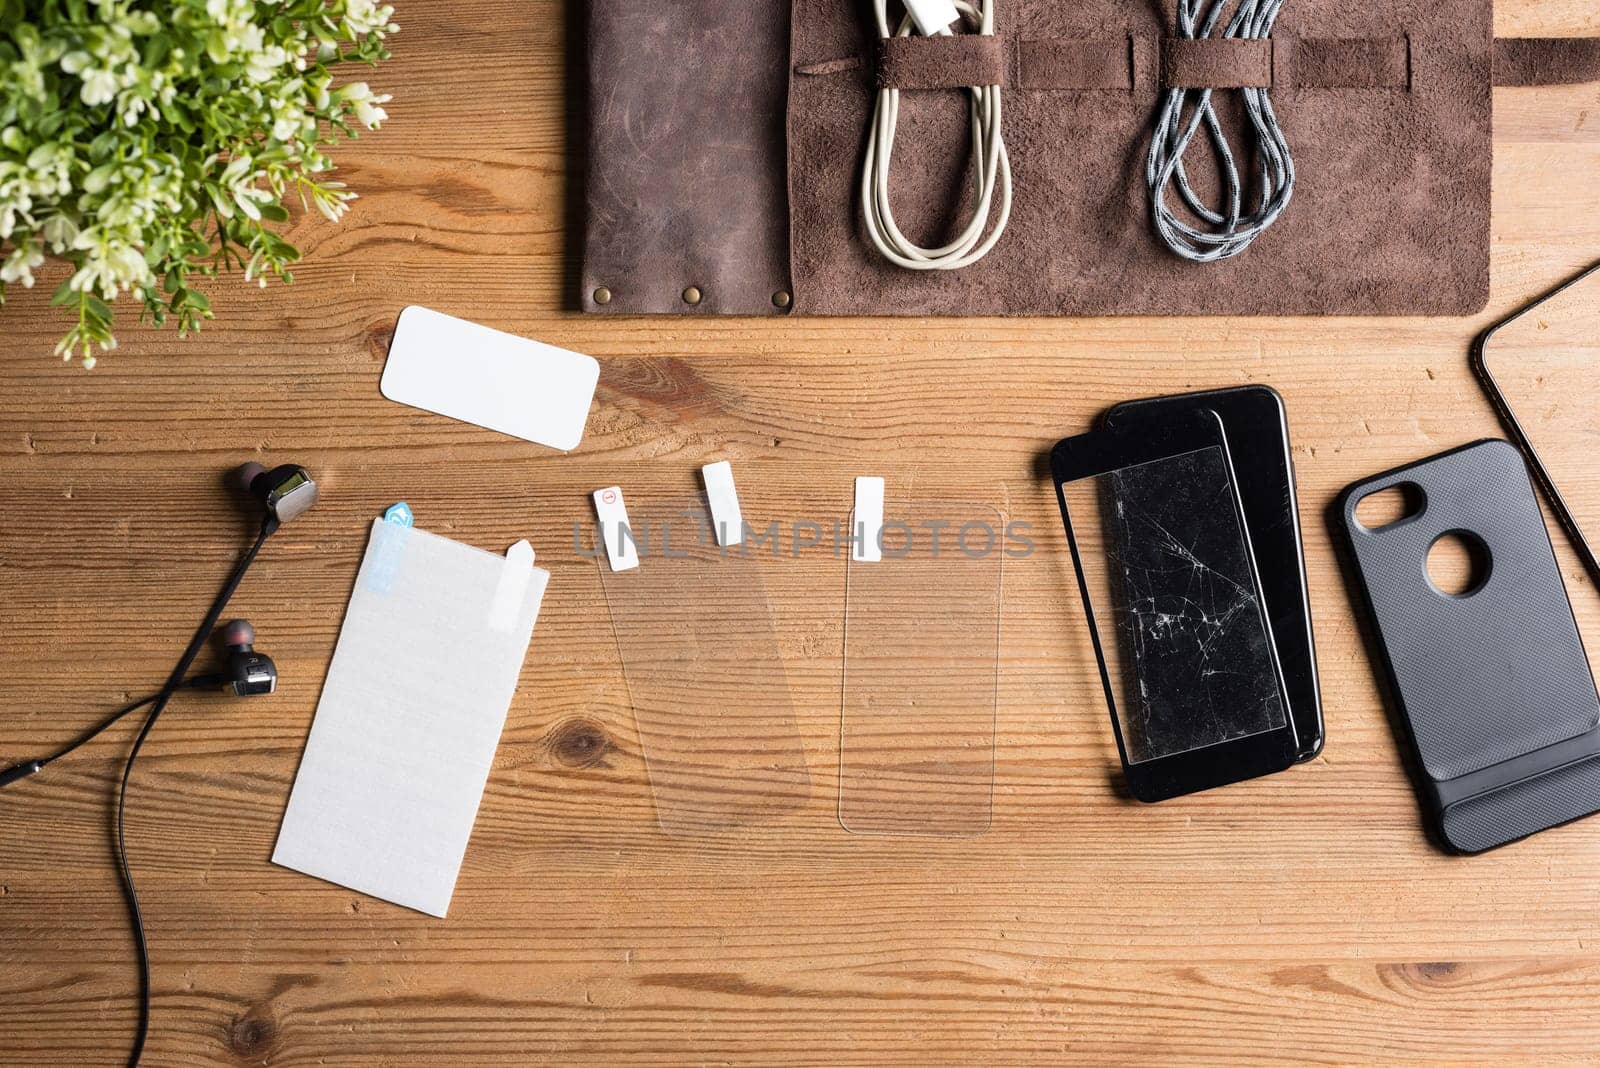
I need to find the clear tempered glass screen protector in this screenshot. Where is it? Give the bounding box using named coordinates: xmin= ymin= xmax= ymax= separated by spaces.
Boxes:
xmin=1061 ymin=448 xmax=1287 ymax=764
xmin=598 ymin=498 xmax=810 ymax=836
xmin=1480 ymin=266 xmax=1600 ymax=572
xmin=839 ymin=502 xmax=1002 ymax=836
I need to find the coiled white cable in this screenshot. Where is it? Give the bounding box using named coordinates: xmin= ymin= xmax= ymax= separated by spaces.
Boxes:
xmin=861 ymin=0 xmax=1012 ymax=271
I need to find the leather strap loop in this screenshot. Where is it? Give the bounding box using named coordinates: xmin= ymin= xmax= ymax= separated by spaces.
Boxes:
xmin=845 ymin=31 xmax=1489 ymax=92
xmin=1162 ymin=38 xmax=1272 ymax=89
xmin=1161 ymin=36 xmax=1410 ymax=89
xmin=1278 ymin=37 xmax=1409 ymax=89
xmin=1493 ymin=37 xmax=1600 ymax=87
xmin=875 ymin=34 xmax=1006 ymax=90
xmin=1015 ymin=37 xmax=1134 ymax=90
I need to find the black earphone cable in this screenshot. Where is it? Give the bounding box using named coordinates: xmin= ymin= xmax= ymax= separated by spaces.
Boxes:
xmin=116 ymin=514 xmax=276 ymax=1068
xmin=27 ymin=673 xmax=226 ymax=773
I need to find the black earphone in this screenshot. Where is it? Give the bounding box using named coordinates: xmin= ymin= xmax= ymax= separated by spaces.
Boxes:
xmin=0 ymin=461 xmax=316 ymax=1068
xmin=221 ymin=618 xmax=278 ymax=696
xmin=235 ymin=461 xmax=319 ymax=529
xmin=0 ymin=462 xmax=313 ymax=786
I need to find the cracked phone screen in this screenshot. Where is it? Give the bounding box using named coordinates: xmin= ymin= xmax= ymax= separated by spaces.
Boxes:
xmin=598 ymin=497 xmax=811 ymax=836
xmin=1062 ymin=447 xmax=1286 ymax=764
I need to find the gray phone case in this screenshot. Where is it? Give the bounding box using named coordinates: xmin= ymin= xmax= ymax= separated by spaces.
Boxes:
xmin=1339 ymin=439 xmax=1600 ymax=852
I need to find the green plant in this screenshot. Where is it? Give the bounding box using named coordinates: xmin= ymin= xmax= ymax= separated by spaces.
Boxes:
xmin=0 ymin=0 xmax=396 ymax=366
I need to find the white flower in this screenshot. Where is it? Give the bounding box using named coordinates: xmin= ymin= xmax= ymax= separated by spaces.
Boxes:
xmin=84 ymin=68 xmax=120 ymax=106
xmin=355 ymin=98 xmax=388 ymax=128
xmin=0 ymin=197 xmax=29 ymax=241
xmin=0 ymin=239 xmax=44 ymax=287
xmin=238 ymin=23 xmax=264 ymax=50
xmin=218 ymin=155 xmax=252 ymax=186
xmin=68 ymin=230 xmax=152 ymax=299
xmin=214 ymin=154 xmax=275 ymax=220
xmin=307 ymin=181 xmax=354 ymax=222
xmin=269 ymin=95 xmax=309 ymax=142
xmin=315 ymin=193 xmax=351 ymax=222
xmin=117 ymin=91 xmax=150 ymax=127
xmin=343 ymin=0 xmax=396 ymax=37
xmin=234 ymin=186 xmax=273 ymax=220
xmin=206 ymin=0 xmax=249 ymax=25
xmin=337 ymin=82 xmax=391 ymax=129
xmin=41 ymin=214 xmax=80 ymax=252
xmin=61 ymin=49 xmax=132 ymax=107
xmin=246 ymin=45 xmax=291 ymax=83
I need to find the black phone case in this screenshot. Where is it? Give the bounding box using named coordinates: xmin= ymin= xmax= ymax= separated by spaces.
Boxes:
xmin=1105 ymin=385 xmax=1324 ymax=762
xmin=1338 ymin=439 xmax=1600 ymax=852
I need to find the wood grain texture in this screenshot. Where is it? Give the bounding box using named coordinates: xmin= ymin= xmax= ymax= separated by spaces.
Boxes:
xmin=5 ymin=1 xmax=1600 ymax=1064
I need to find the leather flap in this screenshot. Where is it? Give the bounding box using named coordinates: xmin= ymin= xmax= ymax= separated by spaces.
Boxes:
xmin=582 ymin=0 xmax=793 ymax=315
xmin=1494 ymin=37 xmax=1600 ymax=87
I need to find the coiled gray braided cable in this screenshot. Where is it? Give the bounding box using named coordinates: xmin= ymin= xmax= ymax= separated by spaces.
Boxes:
xmin=1147 ymin=0 xmax=1294 ymax=262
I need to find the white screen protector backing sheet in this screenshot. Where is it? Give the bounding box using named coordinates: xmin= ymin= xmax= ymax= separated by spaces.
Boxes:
xmin=381 ymin=305 xmax=600 ymax=451
xmin=273 ymin=518 xmax=548 ymax=916
xmin=840 ymin=502 xmax=1002 ymax=837
xmin=598 ymin=498 xmax=811 ymax=836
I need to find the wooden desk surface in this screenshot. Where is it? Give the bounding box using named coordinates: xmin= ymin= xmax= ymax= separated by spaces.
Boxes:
xmin=5 ymin=2 xmax=1600 ymax=1064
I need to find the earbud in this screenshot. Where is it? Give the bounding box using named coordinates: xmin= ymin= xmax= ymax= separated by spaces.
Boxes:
xmin=232 ymin=462 xmax=318 ymax=526
xmin=221 ymin=619 xmax=277 ymax=696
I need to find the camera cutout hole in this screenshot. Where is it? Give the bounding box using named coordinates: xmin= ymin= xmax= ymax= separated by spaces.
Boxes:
xmin=1355 ymin=482 xmax=1425 ymax=531
xmin=1427 ymin=530 xmax=1492 ymax=597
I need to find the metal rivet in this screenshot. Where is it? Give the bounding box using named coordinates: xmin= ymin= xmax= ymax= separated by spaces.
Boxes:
xmin=592 ymin=286 xmax=611 ymax=305
xmin=772 ymin=290 xmax=792 ymax=309
xmin=682 ymin=286 xmax=702 ymax=306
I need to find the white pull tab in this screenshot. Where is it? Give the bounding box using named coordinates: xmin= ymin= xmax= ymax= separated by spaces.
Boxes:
xmin=592 ymin=486 xmax=640 ymax=572
xmin=487 ymin=540 xmax=535 ymax=632
xmin=701 ymin=461 xmax=744 ymax=546
xmin=853 ymin=477 xmax=885 ymax=563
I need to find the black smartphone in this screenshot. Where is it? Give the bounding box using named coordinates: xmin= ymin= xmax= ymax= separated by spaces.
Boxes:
xmin=1104 ymin=385 xmax=1324 ymax=762
xmin=1052 ymin=408 xmax=1300 ymax=801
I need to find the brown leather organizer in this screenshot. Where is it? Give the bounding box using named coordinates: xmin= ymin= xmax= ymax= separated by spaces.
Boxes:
xmin=580 ymin=2 xmax=1600 ymax=317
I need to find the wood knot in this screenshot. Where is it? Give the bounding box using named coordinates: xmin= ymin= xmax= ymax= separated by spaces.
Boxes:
xmin=598 ymin=357 xmax=718 ymax=419
xmin=228 ymin=1009 xmax=279 ymax=1060
xmin=548 ymin=717 xmax=611 ymax=768
xmin=1386 ymin=960 xmax=1462 ymax=988
xmin=366 ymin=319 xmax=397 ymax=362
